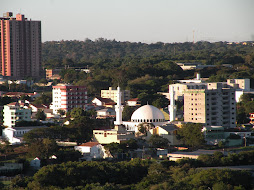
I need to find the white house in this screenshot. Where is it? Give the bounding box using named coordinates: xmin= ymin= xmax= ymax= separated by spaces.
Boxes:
xmin=74 ymin=142 xmax=106 ymax=160
xmin=126 ymin=98 xmax=140 ymax=107
xmin=92 ymin=97 xmax=116 ymax=107
xmin=96 ymin=108 xmax=115 ymax=118
xmin=2 ymin=126 xmax=48 ymax=145
xmin=3 ymin=102 xmax=31 ymax=128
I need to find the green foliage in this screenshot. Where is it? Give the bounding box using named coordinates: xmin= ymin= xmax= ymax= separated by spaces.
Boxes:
xmin=35 ymin=109 xmax=46 ymax=121
xmin=177 ymin=123 xmax=205 ymax=147
xmin=104 ymin=139 xmax=138 ymax=158
xmin=148 ymin=135 xmax=169 ymax=149
xmin=33 ymin=92 xmax=52 ymax=105
xmin=0 ymin=96 xmax=14 ymax=106
xmin=122 ymin=105 xmax=136 ymax=121
xmin=10 ymin=175 xmax=32 ymax=189
xmin=27 ymin=138 xmax=58 ymax=159
xmin=30 ymin=159 xmax=150 ymax=188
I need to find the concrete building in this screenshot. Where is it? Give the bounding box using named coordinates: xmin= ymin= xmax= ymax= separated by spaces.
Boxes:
xmin=184 ymin=82 xmax=236 ymax=128
xmin=51 ymin=84 xmax=87 ymax=114
xmin=3 ymin=102 xmax=31 ymax=128
xmin=2 ymin=126 xmax=47 ymax=144
xmin=227 ymin=79 xmax=250 ymax=91
xmin=147 ymin=125 xmax=180 ymax=146
xmin=74 ymin=142 xmax=106 ymax=160
xmin=96 ymin=108 xmax=115 ymax=118
xmin=45 ymin=69 xmax=61 ymax=80
xmin=93 ymin=125 xmax=135 ymax=144
xmin=0 ymin=12 xmax=42 ymax=79
xmin=101 ymin=87 xmax=130 ymax=103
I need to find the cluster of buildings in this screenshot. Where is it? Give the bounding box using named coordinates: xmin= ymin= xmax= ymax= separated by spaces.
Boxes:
xmin=1 ymin=12 xmax=254 ymax=162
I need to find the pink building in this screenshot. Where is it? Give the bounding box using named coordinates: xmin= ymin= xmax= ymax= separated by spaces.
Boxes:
xmin=0 ymin=12 xmax=42 ymax=79
xmin=51 ymin=84 xmax=88 ymax=114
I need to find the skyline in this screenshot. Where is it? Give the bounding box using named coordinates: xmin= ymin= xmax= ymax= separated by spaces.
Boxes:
xmin=1 ymin=0 xmax=254 ymax=43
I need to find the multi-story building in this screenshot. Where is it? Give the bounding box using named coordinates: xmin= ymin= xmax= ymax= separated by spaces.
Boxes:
xmin=227 ymin=79 xmax=250 ymax=91
xmin=3 ymin=102 xmax=31 ymax=128
xmin=45 ymin=69 xmax=61 ymax=80
xmin=101 ymin=87 xmax=130 ymax=103
xmin=184 ymin=82 xmax=236 ymax=128
xmin=0 ymin=12 xmax=42 ymax=79
xmin=51 ymin=84 xmax=87 ymax=114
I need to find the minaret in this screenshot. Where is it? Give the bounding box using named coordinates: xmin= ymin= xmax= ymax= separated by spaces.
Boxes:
xmin=114 ymin=86 xmax=123 ymax=125
xmin=169 ymin=86 xmax=177 ymax=122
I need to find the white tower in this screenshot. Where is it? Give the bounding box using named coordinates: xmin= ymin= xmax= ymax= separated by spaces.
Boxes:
xmin=114 ymin=86 xmax=123 ymax=125
xmin=169 ymin=86 xmax=177 ymax=122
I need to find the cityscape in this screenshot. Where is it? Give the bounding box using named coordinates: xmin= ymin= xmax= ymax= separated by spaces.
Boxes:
xmin=0 ymin=0 xmax=254 ymax=189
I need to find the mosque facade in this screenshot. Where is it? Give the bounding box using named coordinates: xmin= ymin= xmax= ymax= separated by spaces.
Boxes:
xmin=115 ymin=86 xmax=175 ymax=132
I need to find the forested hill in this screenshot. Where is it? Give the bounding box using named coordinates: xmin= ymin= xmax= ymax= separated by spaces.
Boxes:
xmin=42 ymin=39 xmax=254 ymax=68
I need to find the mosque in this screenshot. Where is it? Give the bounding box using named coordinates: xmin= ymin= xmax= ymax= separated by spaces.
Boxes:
xmin=114 ymin=86 xmax=176 ymax=132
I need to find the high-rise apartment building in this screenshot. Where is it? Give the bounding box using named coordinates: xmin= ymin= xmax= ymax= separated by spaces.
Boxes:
xmin=51 ymin=84 xmax=88 ymax=114
xmin=183 ymin=82 xmax=236 ymax=128
xmin=0 ymin=12 xmax=41 ymax=79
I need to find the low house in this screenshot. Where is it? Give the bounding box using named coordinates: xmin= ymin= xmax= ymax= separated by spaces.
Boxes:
xmin=0 ymin=163 xmax=23 ymax=174
xmin=147 ymin=124 xmax=180 ymax=145
xmin=93 ymin=125 xmax=135 ymax=144
xmin=96 ymin=108 xmax=115 ymax=118
xmin=202 ymin=126 xmax=225 ymax=145
xmin=74 ymin=142 xmax=105 ymax=160
xmin=30 ymin=157 xmax=41 ymax=169
xmin=92 ymin=97 xmax=116 ymax=108
xmin=126 ymin=98 xmax=141 ymax=107
xmin=3 ymin=92 xmax=39 ymax=100
xmin=2 ymin=126 xmax=48 ymax=145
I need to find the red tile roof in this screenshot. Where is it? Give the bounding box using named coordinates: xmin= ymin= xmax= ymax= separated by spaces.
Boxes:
xmin=127 ymin=98 xmax=139 ymax=101
xmin=79 ymin=142 xmax=100 ymax=147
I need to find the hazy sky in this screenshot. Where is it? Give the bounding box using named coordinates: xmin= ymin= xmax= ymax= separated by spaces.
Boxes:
xmin=1 ymin=0 xmax=254 ymax=43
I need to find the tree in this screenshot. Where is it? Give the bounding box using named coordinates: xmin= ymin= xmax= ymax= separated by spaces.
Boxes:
xmin=122 ymin=106 xmax=136 ymax=121
xmin=69 ymin=107 xmax=86 ymax=118
xmin=177 ymin=123 xmax=205 ymax=147
xmin=152 ymin=94 xmax=169 ymax=108
xmin=33 ymin=93 xmax=52 ymax=105
xmin=67 ymin=116 xmax=94 ymax=145
xmin=148 ymin=135 xmax=169 ymax=149
xmin=28 ymin=138 xmax=58 ymax=159
xmin=35 ymin=109 xmax=46 ymax=121
xmin=57 ymin=109 xmax=66 ymax=117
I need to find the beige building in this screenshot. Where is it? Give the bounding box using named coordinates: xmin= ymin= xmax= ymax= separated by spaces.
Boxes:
xmin=169 ymin=83 xmax=207 ymax=101
xmin=147 ymin=125 xmax=180 ymax=146
xmin=101 ymin=87 xmax=130 ymax=103
xmin=184 ymin=82 xmax=236 ymax=128
xmin=227 ymin=79 xmax=250 ymax=91
xmin=93 ymin=125 xmax=135 ymax=144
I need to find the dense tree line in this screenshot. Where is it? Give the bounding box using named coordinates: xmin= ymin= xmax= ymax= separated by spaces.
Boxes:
xmin=42 ymin=39 xmax=254 ymax=68
xmin=9 ymin=157 xmax=253 ymax=189
xmin=41 ymin=40 xmax=254 ymax=108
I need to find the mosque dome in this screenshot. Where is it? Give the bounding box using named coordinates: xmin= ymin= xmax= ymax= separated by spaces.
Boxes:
xmin=131 ymin=105 xmax=165 ymax=123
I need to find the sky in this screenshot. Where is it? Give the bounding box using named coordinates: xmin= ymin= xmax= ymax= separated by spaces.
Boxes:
xmin=1 ymin=0 xmax=254 ymax=43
